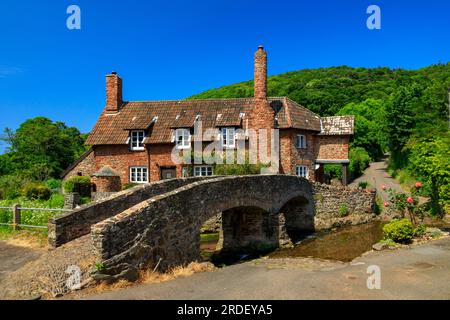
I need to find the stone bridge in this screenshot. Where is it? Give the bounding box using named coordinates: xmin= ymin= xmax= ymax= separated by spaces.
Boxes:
xmin=49 ymin=175 xmax=375 ymax=278
xmin=49 ymin=175 xmax=375 ymax=281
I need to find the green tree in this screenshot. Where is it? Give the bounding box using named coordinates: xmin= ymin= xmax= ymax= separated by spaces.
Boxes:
xmin=1 ymin=117 xmax=88 ymax=180
xmin=337 ymin=99 xmax=387 ymax=160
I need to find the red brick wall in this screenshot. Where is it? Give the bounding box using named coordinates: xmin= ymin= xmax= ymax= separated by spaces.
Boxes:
xmin=94 ymin=145 xmax=149 ymax=185
xmin=280 ymin=129 xmax=318 ymax=181
xmin=317 ymin=135 xmax=350 ymax=160
xmin=63 ymin=150 xmax=96 ymax=181
xmin=148 ymin=144 xmax=183 ymax=182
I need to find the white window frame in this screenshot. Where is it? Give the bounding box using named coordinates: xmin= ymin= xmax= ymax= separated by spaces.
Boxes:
xmin=295 ymin=165 xmax=309 ymax=179
xmin=221 ymin=127 xmax=236 ymax=149
xmin=130 ymin=130 xmax=145 ymax=151
xmin=296 ymin=134 xmax=307 ymax=149
xmin=175 ymin=128 xmax=191 ymax=149
xmin=193 ymin=166 xmax=213 ymax=177
xmin=129 ymin=167 xmax=149 ymax=183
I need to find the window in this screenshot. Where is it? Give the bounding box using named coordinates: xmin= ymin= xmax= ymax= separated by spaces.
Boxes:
xmin=193 ymin=166 xmax=213 ymax=177
xmin=295 ymin=165 xmax=309 ymax=179
xmin=296 ymin=135 xmax=307 ymax=149
xmin=130 ymin=131 xmax=145 ymax=151
xmin=221 ymin=127 xmax=236 ymax=148
xmin=130 ymin=167 xmax=148 ymax=183
xmin=175 ymin=128 xmax=191 ymax=149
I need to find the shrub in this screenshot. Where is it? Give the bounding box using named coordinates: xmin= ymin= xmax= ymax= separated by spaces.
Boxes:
xmin=63 ymin=176 xmax=91 ymax=196
xmin=414 ymin=224 xmax=427 ymax=237
xmin=382 ymin=219 xmax=414 ymax=243
xmin=349 ymin=147 xmax=371 ymax=177
xmin=0 ymin=175 xmax=28 ymax=200
xmin=45 ymin=178 xmax=62 ymax=190
xmin=339 ymin=203 xmax=349 ymax=217
xmin=324 ymin=164 xmax=342 ymax=181
xmin=358 ymin=181 xmax=368 ymax=189
xmin=22 ymin=183 xmax=52 ymax=200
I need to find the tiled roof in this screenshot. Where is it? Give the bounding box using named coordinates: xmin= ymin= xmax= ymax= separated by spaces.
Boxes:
xmin=320 ymin=116 xmax=355 ymax=135
xmin=85 ymin=97 xmax=349 ymax=146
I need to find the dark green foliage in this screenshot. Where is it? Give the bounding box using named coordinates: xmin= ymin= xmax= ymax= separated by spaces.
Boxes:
xmin=22 ymin=183 xmax=52 ymax=201
xmin=0 ymin=175 xmax=28 ymax=200
xmin=63 ymin=176 xmax=91 ymax=194
xmin=383 ymin=219 xmax=414 ymax=243
xmin=414 ymin=224 xmax=427 ymax=238
xmin=214 ymin=163 xmax=265 ymax=176
xmin=324 ymin=164 xmax=342 ymax=181
xmin=358 ymin=181 xmax=368 ymax=189
xmin=349 ymin=147 xmax=371 ymax=178
xmin=45 ymin=178 xmax=62 ymax=190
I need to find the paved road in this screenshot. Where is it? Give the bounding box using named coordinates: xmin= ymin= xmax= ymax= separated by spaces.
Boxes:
xmin=0 ymin=241 xmax=42 ymax=285
xmin=349 ymin=157 xmax=404 ymax=203
xmin=81 ymin=237 xmax=450 ymax=300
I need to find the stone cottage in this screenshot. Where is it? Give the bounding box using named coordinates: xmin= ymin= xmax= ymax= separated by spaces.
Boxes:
xmin=62 ymin=46 xmax=354 ymax=189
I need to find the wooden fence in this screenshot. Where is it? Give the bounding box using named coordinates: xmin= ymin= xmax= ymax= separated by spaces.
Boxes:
xmin=0 ymin=205 xmax=71 ymax=230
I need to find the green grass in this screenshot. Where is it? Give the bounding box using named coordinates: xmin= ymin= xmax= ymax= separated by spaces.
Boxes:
xmin=0 ymin=194 xmax=65 ymax=227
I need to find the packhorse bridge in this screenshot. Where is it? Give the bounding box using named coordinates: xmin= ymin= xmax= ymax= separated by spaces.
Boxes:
xmin=49 ymin=175 xmax=375 ymax=281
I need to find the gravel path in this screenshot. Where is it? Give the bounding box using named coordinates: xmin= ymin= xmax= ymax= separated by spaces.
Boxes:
xmin=0 ymin=235 xmax=96 ymax=300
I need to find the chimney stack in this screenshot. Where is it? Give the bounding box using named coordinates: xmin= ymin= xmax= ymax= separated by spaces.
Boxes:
xmin=254 ymin=45 xmax=267 ymax=101
xmin=105 ymin=71 xmax=122 ymax=113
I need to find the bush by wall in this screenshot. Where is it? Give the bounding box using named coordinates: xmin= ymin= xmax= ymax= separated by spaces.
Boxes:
xmin=382 ymin=219 xmax=414 ymax=243
xmin=63 ymin=176 xmax=91 ymax=197
xmin=22 ymin=183 xmax=52 ymax=200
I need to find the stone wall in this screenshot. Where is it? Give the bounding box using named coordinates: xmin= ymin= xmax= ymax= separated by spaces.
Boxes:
xmin=48 ymin=177 xmax=212 ymax=247
xmin=312 ymin=182 xmax=376 ymax=230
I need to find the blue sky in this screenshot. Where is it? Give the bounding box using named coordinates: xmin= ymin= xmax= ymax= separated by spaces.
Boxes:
xmin=0 ymin=0 xmax=449 ymax=153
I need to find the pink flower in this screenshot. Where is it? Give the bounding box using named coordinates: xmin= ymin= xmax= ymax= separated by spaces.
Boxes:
xmin=415 ymin=182 xmax=422 ymax=189
xmin=384 ymin=201 xmax=390 ymax=207
xmin=381 ymin=185 xmax=387 ymax=191
xmin=407 ymin=197 xmax=414 ymax=204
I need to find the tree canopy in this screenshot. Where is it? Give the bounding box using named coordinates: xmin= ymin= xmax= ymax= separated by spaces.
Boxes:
xmin=0 ymin=117 xmax=88 ymax=180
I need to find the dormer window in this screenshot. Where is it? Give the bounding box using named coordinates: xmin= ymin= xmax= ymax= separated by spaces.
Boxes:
xmin=221 ymin=127 xmax=236 ymax=149
xmin=130 ymin=130 xmax=145 ymax=151
xmin=175 ymin=128 xmax=191 ymax=149
xmin=296 ymin=134 xmax=307 ymax=149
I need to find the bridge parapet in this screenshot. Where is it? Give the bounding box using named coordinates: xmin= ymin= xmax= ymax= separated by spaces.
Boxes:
xmin=48 ymin=177 xmax=214 ymax=247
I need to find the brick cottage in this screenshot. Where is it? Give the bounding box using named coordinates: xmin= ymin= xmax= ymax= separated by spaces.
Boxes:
xmin=62 ymin=46 xmax=354 ymax=190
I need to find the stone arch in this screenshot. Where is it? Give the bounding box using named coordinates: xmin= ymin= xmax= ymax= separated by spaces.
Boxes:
xmin=278 ymin=193 xmax=315 ymax=244
xmin=91 ymin=175 xmax=315 ymax=278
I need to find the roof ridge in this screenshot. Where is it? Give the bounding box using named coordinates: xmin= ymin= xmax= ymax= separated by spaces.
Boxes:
xmin=123 ymin=96 xmax=289 ymax=104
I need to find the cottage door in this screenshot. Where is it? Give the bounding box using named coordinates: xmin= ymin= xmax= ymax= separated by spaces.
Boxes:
xmin=160 ymin=167 xmax=177 ymax=180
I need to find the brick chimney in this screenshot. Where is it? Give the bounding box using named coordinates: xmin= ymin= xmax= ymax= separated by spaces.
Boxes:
xmin=251 ymin=46 xmax=276 ymax=164
xmin=105 ymin=71 xmax=122 ymax=113
xmin=251 ymin=46 xmax=274 ymax=128
xmin=254 ymin=45 xmax=267 ymax=101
